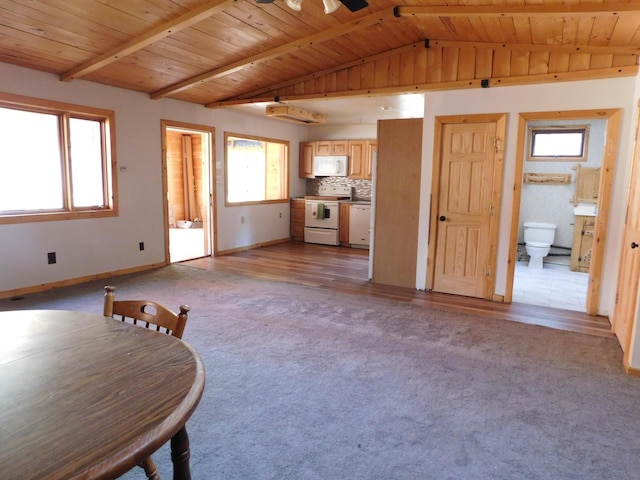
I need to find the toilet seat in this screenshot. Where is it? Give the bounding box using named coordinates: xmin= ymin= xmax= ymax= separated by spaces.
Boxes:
xmin=526 ymin=241 xmax=549 ymax=248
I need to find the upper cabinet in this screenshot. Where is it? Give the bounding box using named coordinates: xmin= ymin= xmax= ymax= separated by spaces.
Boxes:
xmin=348 ymin=140 xmax=377 ymax=180
xmin=299 ymin=142 xmax=315 ymax=179
xmin=299 ymin=139 xmax=376 ymax=179
xmin=315 ymin=140 xmax=348 ymax=156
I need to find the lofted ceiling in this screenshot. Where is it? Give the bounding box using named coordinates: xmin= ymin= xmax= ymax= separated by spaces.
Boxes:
xmin=0 ymin=0 xmax=638 ymax=125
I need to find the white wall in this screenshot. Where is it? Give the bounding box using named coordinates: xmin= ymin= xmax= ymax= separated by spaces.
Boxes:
xmin=308 ymin=124 xmax=377 ymax=141
xmin=0 ymin=63 xmax=307 ymax=293
xmin=417 ymin=77 xmax=638 ymax=321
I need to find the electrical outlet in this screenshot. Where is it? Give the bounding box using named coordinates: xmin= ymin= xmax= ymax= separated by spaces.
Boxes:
xmin=241 ymin=216 xmax=245 ymax=224
xmin=47 ymin=252 xmax=56 ymax=264
xmin=139 ymin=242 xmax=144 ymax=251
xmin=279 ymin=212 xmax=282 ymax=218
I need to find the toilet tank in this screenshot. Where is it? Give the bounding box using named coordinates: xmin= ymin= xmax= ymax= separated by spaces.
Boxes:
xmin=523 ymin=222 xmax=556 ymax=244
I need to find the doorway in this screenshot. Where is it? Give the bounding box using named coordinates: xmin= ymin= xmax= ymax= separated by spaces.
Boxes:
xmin=161 ymin=120 xmax=216 ymax=263
xmin=506 ymin=109 xmax=621 ymax=315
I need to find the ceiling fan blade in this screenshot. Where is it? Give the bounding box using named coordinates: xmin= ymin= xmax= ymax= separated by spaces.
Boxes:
xmin=339 ymin=0 xmax=368 ymax=12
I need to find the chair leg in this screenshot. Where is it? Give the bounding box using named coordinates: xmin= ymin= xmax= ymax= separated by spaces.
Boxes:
xmin=140 ymin=456 xmax=161 ymax=480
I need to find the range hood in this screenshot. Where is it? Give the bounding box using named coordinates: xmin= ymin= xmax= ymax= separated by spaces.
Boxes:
xmin=266 ymin=105 xmax=327 ymax=125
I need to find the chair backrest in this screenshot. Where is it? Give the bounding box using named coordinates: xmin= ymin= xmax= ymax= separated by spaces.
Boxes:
xmin=103 ymin=285 xmax=190 ymax=339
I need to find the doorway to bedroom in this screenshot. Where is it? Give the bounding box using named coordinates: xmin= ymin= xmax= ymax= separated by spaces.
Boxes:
xmin=162 ymin=120 xmax=216 ymax=263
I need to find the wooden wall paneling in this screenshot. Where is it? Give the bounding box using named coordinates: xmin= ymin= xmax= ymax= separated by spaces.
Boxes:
xmin=475 ymin=48 xmax=493 ymax=78
xmin=389 ymin=54 xmax=400 ymax=86
xmin=548 ymin=52 xmax=570 ymax=73
xmin=192 ymin=134 xmax=204 ymax=221
xmin=576 ymin=17 xmax=595 ymax=44
xmin=442 ymin=47 xmax=459 ymax=81
xmin=413 ymin=48 xmax=429 ymax=84
xmin=424 ymin=46 xmax=440 ymax=84
xmin=469 ymin=17 xmax=491 ymax=43
xmin=361 ymin=61 xmax=375 ymax=89
xmin=529 ymin=51 xmax=550 ymax=75
xmin=590 ymin=54 xmax=614 ymax=70
xmin=374 ymin=57 xmax=390 ymax=88
xmin=569 ymin=53 xmax=591 ymax=71
xmin=591 ymin=17 xmax=618 ymax=46
xmin=336 ymin=69 xmax=348 ymax=91
xmin=166 ymin=130 xmax=185 ymax=225
xmin=399 ymin=50 xmax=415 ymax=85
xmin=492 ymin=49 xmax=511 ymax=77
xmin=348 ymin=65 xmax=361 ymax=90
xmin=457 ymin=47 xmax=476 ymax=80
xmin=612 ymin=54 xmax=639 ymax=67
xmin=480 ymin=17 xmax=504 ymax=43
xmin=372 ymin=118 xmax=423 ymax=289
xmin=510 ymin=50 xmax=530 ymax=76
xmin=498 ymin=17 xmax=518 ymax=43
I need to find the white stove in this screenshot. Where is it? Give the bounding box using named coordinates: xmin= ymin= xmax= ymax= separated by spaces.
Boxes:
xmin=304 ymin=186 xmax=352 ymax=245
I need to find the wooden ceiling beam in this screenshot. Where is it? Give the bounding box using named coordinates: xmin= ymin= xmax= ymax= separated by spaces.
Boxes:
xmin=60 ymin=0 xmax=235 ymax=82
xmin=394 ymin=3 xmax=640 ymax=18
xmin=150 ymin=9 xmax=397 ymax=99
xmin=208 ymin=65 xmax=638 ymax=108
xmin=429 ymin=40 xmax=640 ymax=56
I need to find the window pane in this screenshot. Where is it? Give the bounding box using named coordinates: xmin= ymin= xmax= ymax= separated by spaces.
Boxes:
xmin=226 ymin=134 xmax=288 ymax=204
xmin=0 ymin=108 xmax=63 ymax=211
xmin=70 ymin=118 xmax=104 ymax=207
xmin=532 ymin=131 xmax=585 ymax=157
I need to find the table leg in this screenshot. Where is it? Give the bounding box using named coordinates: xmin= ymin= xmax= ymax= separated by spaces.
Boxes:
xmin=171 ymin=426 xmax=192 ymax=480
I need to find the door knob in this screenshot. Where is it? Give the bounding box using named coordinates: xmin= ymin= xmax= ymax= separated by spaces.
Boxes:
xmin=632 ymin=242 xmax=639 ymax=249
xmin=439 ymin=215 xmax=446 ymax=222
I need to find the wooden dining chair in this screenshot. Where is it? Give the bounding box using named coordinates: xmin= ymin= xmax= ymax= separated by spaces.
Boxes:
xmin=103 ymin=285 xmax=191 ymax=480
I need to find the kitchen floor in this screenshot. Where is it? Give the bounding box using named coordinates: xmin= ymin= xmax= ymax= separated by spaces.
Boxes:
xmin=513 ymin=258 xmax=589 ymax=312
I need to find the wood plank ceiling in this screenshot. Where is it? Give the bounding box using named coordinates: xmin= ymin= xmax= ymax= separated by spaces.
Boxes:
xmin=0 ymin=0 xmax=638 ymax=110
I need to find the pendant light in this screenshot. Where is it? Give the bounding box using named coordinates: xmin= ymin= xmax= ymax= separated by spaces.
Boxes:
xmin=322 ymin=0 xmax=341 ymax=14
xmin=285 ymin=0 xmax=302 ymax=11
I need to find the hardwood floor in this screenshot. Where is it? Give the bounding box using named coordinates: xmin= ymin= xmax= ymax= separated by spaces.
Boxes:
xmin=182 ymin=241 xmax=614 ymax=338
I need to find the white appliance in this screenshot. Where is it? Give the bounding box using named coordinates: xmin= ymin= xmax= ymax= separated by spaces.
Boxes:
xmin=313 ymin=155 xmax=348 ymax=177
xmin=304 ymin=185 xmax=352 ymax=245
xmin=349 ymin=204 xmax=371 ymax=248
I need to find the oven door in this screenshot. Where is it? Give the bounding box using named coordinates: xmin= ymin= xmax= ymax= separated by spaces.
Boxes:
xmin=304 ymin=201 xmax=339 ymax=229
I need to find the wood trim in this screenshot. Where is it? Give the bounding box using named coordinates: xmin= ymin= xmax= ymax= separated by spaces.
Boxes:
xmin=216 ymin=237 xmax=291 ymax=256
xmin=395 ymin=4 xmax=640 ymax=17
xmin=210 ymin=66 xmax=638 ymax=107
xmin=506 ymin=109 xmax=621 ymax=315
xmin=0 ymin=262 xmax=166 ymax=301
xmin=152 ymin=9 xmax=396 ymax=99
xmin=429 ymin=40 xmax=640 ymax=56
xmin=60 ymin=0 xmax=236 ymax=81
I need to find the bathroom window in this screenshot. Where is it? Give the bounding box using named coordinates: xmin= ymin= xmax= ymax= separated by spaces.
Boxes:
xmin=225 ymin=132 xmax=289 ymax=205
xmin=527 ymin=125 xmax=589 ymax=161
xmin=0 ymin=93 xmax=117 ymax=224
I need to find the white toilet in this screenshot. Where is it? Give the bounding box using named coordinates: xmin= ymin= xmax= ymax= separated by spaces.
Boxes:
xmin=523 ymin=222 xmax=557 ymax=269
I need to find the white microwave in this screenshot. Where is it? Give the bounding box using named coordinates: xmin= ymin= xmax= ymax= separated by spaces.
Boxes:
xmin=313 ymin=155 xmax=348 ymax=177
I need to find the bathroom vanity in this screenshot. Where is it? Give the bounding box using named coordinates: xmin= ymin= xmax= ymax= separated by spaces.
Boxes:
xmin=571 ymin=205 xmax=596 ymax=273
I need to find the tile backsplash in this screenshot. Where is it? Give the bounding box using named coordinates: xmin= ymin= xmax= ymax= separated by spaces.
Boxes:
xmin=307 ymin=177 xmax=372 ymax=201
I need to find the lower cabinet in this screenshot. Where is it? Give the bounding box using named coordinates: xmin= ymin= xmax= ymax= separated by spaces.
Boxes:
xmin=291 ymin=199 xmax=305 ymax=241
xmin=339 ymin=203 xmax=350 ymax=244
xmin=570 ymin=215 xmax=595 ymax=272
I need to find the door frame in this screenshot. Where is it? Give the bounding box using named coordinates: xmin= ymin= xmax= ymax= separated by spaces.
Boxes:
xmin=427 ymin=113 xmax=507 ymax=299
xmin=161 ymin=120 xmax=217 ymax=263
xmin=505 ymin=109 xmax=621 ymax=315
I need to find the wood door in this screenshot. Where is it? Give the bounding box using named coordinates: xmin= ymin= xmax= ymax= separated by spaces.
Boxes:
xmin=612 ymin=108 xmax=640 ymax=356
xmin=432 ymin=121 xmax=500 ymax=298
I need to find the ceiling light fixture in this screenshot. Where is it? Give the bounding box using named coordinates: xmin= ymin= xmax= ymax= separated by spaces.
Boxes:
xmin=266 ymin=104 xmax=327 ymax=125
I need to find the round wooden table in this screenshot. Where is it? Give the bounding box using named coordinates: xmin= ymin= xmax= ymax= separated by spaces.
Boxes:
xmin=0 ymin=310 xmax=205 ymax=480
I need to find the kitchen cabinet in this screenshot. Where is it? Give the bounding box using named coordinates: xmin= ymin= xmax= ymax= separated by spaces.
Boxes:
xmin=299 ymin=142 xmax=315 ymax=178
xmin=315 ymin=140 xmax=348 ymax=156
xmin=348 ymin=140 xmax=376 ymax=180
xmin=570 ymin=215 xmax=595 ymax=272
xmin=291 ymin=199 xmax=305 ymax=241
xmin=339 ymin=202 xmax=350 ymax=245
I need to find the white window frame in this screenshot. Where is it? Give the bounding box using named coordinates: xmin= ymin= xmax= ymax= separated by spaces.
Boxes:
xmin=0 ymin=92 xmax=117 ymax=224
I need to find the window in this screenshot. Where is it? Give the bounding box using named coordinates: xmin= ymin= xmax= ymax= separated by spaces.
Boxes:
xmin=527 ymin=125 xmax=589 ymax=161
xmin=0 ymin=93 xmax=116 ymax=224
xmin=225 ymin=132 xmax=289 ymax=205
